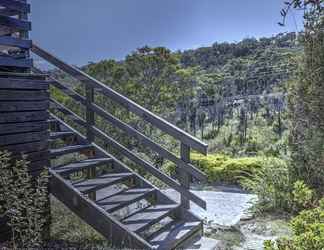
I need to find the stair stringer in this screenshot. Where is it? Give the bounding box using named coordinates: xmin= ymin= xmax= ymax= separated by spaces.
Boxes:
xmin=50 ymin=170 xmax=153 ymax=249
xmin=49 ymin=113 xmax=204 ymax=249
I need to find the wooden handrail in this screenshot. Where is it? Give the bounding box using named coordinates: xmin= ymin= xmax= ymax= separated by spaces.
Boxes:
xmin=50 ymin=98 xmax=87 ymax=127
xmin=49 ymin=113 xmax=207 ymax=209
xmin=32 ymin=44 xmax=209 ymax=210
xmin=91 ymin=126 xmax=207 ymax=209
xmin=31 ymin=44 xmax=208 ymax=155
xmin=34 ymin=66 xmax=206 ymax=181
xmin=91 ymin=103 xmax=207 ymax=181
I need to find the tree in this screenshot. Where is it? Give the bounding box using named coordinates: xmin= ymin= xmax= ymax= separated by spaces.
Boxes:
xmin=125 ymin=46 xmax=180 ymax=115
xmin=287 ymin=2 xmax=324 ymax=191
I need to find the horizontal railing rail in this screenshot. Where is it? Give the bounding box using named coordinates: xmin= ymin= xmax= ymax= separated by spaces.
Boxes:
xmin=31 ymin=44 xmax=208 ymax=210
xmin=31 ymin=44 xmax=208 ymax=155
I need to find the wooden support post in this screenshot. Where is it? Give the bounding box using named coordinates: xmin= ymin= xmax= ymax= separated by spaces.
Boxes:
xmin=179 ymin=143 xmax=190 ymax=211
xmin=18 ymin=0 xmax=30 ymax=73
xmin=86 ymin=85 xmax=96 ymax=200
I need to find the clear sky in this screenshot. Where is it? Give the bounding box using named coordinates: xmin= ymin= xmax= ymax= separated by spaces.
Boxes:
xmin=30 ymin=0 xmax=304 ymax=66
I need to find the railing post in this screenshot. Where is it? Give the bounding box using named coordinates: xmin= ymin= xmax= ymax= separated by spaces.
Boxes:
xmin=179 ymin=143 xmax=190 ymax=210
xmin=86 ymin=84 xmax=96 ymax=200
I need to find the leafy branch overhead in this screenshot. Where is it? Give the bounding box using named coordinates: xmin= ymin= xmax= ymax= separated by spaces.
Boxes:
xmin=279 ymin=0 xmax=323 ymax=26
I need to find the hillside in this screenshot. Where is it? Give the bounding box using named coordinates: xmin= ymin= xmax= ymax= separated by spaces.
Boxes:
xmin=51 ymin=32 xmax=302 ymax=157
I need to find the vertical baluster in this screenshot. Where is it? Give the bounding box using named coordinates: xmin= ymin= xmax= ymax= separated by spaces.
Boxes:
xmin=180 ymin=142 xmax=190 ymax=211
xmin=86 ymin=84 xmax=96 ymax=200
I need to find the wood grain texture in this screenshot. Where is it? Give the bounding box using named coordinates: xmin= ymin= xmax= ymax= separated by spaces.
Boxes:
xmin=0 ymin=89 xmax=49 ymax=101
xmin=0 ymin=14 xmax=31 ymax=31
xmin=0 ymin=140 xmax=48 ymax=154
xmin=0 ymin=121 xmax=48 ymax=135
xmin=0 ymin=101 xmax=49 ymax=112
xmin=0 ymin=0 xmax=30 ymax=13
xmin=0 ymin=111 xmax=48 ymax=123
xmin=0 ymin=77 xmax=49 ymax=89
xmin=0 ymin=36 xmax=31 ymax=49
xmin=0 ymin=130 xmax=49 ymax=146
xmin=0 ymin=56 xmax=32 ymax=68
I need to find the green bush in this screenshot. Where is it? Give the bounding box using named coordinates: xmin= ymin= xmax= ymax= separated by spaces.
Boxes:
xmin=264 ymin=199 xmax=324 ymax=250
xmin=0 ymin=151 xmax=49 ymax=249
xmin=190 ymin=153 xmax=264 ymax=184
xmin=291 ymin=180 xmax=314 ymax=213
xmin=241 ymin=157 xmax=291 ymax=212
xmin=241 ymin=158 xmax=314 ymax=213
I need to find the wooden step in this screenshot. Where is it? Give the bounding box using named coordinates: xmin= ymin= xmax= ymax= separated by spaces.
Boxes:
xmin=97 ymin=188 xmax=156 ymax=213
xmin=72 ymin=172 xmax=134 ymax=194
xmin=50 ymin=169 xmax=153 ymax=249
xmin=122 ymin=204 xmax=179 ymax=233
xmin=50 ymin=131 xmax=75 ymax=140
xmin=148 ymin=219 xmax=202 ymax=250
xmin=50 ymin=144 xmax=93 ymax=158
xmin=53 ymin=158 xmax=113 ymax=176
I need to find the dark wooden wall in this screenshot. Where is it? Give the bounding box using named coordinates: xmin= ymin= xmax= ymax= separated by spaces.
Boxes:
xmin=0 ymin=0 xmax=50 ymax=243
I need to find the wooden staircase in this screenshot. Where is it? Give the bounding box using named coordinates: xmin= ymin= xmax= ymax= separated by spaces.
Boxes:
xmin=31 ymin=45 xmax=209 ymax=249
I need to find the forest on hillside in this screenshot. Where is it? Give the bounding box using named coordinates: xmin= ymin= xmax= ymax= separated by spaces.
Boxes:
xmin=76 ymin=32 xmax=302 ymax=157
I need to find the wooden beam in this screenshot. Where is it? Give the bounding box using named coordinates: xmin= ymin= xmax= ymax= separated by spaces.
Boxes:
xmin=91 ymin=126 xmax=207 ymax=210
xmin=0 ymin=8 xmax=20 ymax=16
xmin=31 ymin=44 xmax=208 ymax=155
xmin=0 ymin=0 xmax=30 ymax=13
xmin=0 ymin=35 xmax=31 ymax=48
xmin=0 ymin=100 xmax=49 ymax=112
xmin=0 ymin=77 xmax=48 ymax=89
xmin=0 ymin=89 xmax=49 ymax=101
xmin=0 ymin=15 xmax=31 ymax=31
xmin=0 ymin=111 xmax=48 ymax=123
xmin=0 ymin=131 xmax=49 ymax=146
xmin=0 ymin=72 xmax=47 ymax=79
xmin=0 ymin=121 xmax=48 ymax=135
xmin=0 ymin=56 xmax=32 ymax=68
xmin=179 ymin=143 xmax=190 ymax=210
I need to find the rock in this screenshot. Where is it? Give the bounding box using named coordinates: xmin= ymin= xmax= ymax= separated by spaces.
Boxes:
xmin=163 ymin=187 xmax=290 ymax=249
xmin=183 ymin=236 xmax=225 ymax=250
xmin=163 ymin=188 xmax=257 ymax=227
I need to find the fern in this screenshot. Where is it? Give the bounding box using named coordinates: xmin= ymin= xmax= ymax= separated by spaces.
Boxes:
xmin=0 ymin=150 xmax=49 ymax=249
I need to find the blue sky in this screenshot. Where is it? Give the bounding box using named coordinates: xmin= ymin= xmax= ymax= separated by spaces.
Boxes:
xmin=30 ymin=0 xmax=304 ymax=66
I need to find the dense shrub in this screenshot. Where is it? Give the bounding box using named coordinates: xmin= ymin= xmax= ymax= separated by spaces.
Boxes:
xmin=0 ymin=151 xmax=49 ymax=249
xmin=190 ymin=153 xmax=264 ymax=184
xmin=241 ymin=157 xmax=315 ymax=213
xmin=241 ymin=157 xmax=291 ymax=212
xmin=264 ymin=198 xmax=324 ymax=250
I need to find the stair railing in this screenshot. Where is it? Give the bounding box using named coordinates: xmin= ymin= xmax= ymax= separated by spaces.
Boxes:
xmin=31 ymin=44 xmax=208 ymax=210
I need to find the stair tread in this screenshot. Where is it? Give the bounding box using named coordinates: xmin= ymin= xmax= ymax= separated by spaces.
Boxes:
xmin=50 ymin=144 xmax=93 ymax=157
xmin=50 ymin=131 xmax=75 ymax=139
xmin=122 ymin=204 xmax=179 ymax=233
xmin=54 ymin=158 xmax=112 ymax=176
xmin=149 ymin=219 xmax=202 ymax=249
xmin=73 ymin=172 xmax=133 ymax=194
xmin=97 ymin=187 xmax=156 ymax=213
